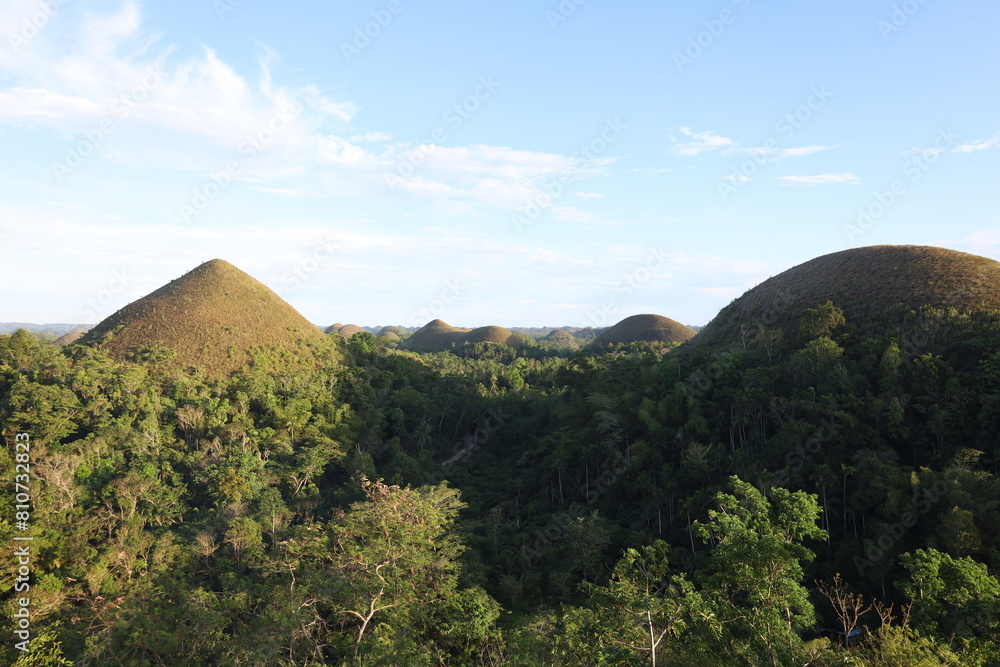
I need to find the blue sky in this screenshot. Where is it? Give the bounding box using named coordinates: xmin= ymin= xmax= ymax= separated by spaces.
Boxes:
xmin=1 ymin=0 xmax=997 ymax=328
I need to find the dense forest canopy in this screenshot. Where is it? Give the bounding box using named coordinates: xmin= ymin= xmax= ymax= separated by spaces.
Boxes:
xmin=4 ymin=246 xmax=1000 ymax=665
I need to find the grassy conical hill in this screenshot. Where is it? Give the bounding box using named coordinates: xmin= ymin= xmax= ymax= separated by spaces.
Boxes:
xmin=79 ymin=259 xmax=332 ymax=377
xmin=591 ymin=314 xmax=696 ymax=347
xmin=377 ymin=326 xmax=407 ymax=338
xmin=541 ymin=328 xmax=580 ymax=349
xmin=694 ymin=245 xmax=1000 ymax=348
xmin=543 ymin=328 xmax=575 ymax=343
xmin=52 ymin=331 xmax=85 ymax=346
xmin=401 ymin=319 xmax=470 ymax=351
xmin=464 ymin=325 xmax=516 ymax=346
xmin=335 ymin=324 xmax=366 ymax=338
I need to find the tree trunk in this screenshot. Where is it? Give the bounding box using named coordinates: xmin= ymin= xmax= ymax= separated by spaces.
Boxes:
xmin=648 ymin=610 xmax=656 ymax=667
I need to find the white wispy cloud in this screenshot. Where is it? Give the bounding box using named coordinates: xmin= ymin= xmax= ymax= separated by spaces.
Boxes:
xmin=551 ymin=206 xmax=598 ymax=224
xmin=774 ymin=173 xmax=860 ymax=186
xmin=351 ymin=131 xmax=393 ymax=142
xmin=672 ymin=120 xmax=844 ymax=162
xmin=776 ymin=144 xmax=843 ymax=159
xmin=738 ymin=144 xmax=843 ymax=161
xmin=0 ymin=1 xmax=621 ymax=220
xmin=954 ymin=137 xmax=1000 ymax=153
xmin=669 ymin=127 xmax=736 ymax=156
xmin=627 ymin=167 xmax=671 ymax=175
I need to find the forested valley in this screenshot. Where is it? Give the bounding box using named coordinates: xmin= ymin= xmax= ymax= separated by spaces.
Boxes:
xmin=3 ymin=292 xmax=1000 ymax=665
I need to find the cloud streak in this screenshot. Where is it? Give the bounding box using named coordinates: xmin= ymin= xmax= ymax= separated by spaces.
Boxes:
xmin=953 ymin=137 xmax=1000 ymax=153
xmin=669 ymin=127 xmax=736 ymax=156
xmin=774 ymin=173 xmax=860 ymax=186
xmin=0 ymin=2 xmax=623 ymax=221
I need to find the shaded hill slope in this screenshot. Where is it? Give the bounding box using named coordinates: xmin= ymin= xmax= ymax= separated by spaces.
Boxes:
xmin=694 ymin=245 xmax=1000 ymax=348
xmin=52 ymin=331 xmax=85 ymax=346
xmin=591 ymin=314 xmax=697 ymax=347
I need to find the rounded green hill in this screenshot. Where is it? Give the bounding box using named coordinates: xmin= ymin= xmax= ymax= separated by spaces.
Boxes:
xmin=378 ymin=325 xmax=407 ymax=338
xmin=543 ymin=328 xmax=576 ymax=343
xmin=335 ymin=324 xmax=366 ymax=338
xmin=79 ymin=259 xmax=332 ymax=377
xmin=694 ymin=245 xmax=1000 ymax=348
xmin=591 ymin=314 xmax=697 ymax=347
xmin=401 ymin=320 xmax=520 ymax=351
xmin=463 ymin=325 xmax=516 ymax=346
xmin=401 ymin=319 xmax=470 ymax=351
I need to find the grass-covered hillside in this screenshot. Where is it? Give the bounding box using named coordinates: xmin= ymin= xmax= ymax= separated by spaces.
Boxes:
xmin=400 ymin=319 xmax=471 ymax=351
xmin=695 ymin=245 xmax=1000 ymax=349
xmin=79 ymin=259 xmax=333 ymax=378
xmin=401 ymin=320 xmax=521 ymax=351
xmin=463 ymin=325 xmax=517 ymax=346
xmin=328 ymin=324 xmax=366 ymax=338
xmin=591 ymin=313 xmax=697 ymax=347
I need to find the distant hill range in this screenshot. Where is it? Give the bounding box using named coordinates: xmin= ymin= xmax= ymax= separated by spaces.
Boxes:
xmin=317 ymin=325 xmax=619 ymax=341
xmin=0 ymin=323 xmax=90 ymax=336
xmin=78 ymin=259 xmax=332 ymax=377
xmin=694 ymin=245 xmax=1000 ymax=348
xmin=6 ymin=321 xmax=704 ymax=345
